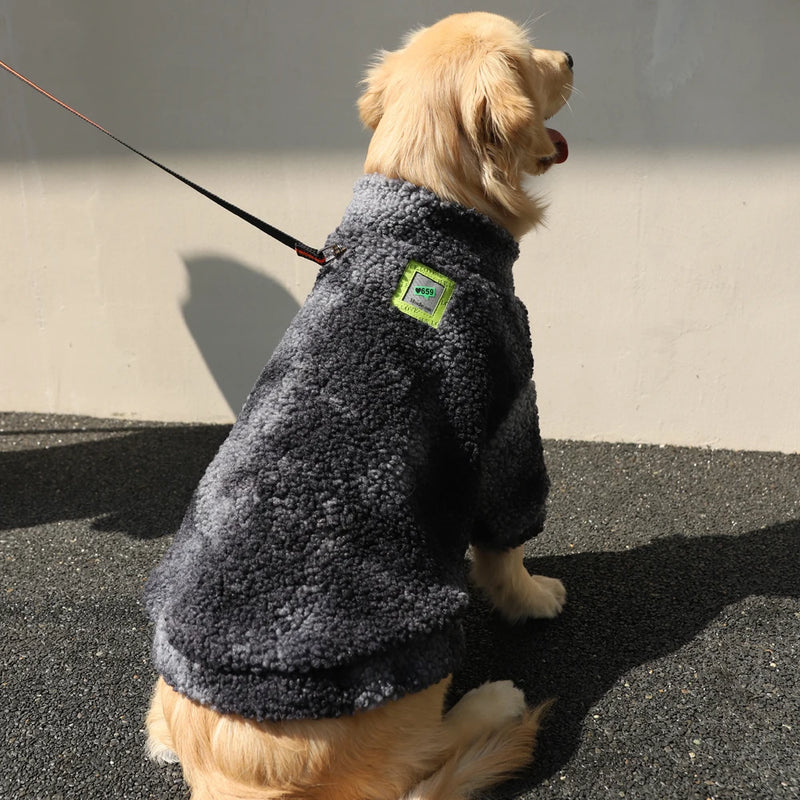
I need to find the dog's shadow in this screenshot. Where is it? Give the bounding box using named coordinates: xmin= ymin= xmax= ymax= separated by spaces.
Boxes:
xmin=453 ymin=522 xmax=800 ymax=792
xmin=181 ymin=254 xmax=300 ymax=417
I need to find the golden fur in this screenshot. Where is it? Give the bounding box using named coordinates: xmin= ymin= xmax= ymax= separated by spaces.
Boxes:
xmin=146 ymin=12 xmax=572 ymax=799
xmin=359 ymin=12 xmax=573 ymax=238
xmin=147 ymin=676 xmax=552 ymax=800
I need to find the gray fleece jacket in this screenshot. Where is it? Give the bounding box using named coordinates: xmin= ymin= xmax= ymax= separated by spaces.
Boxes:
xmin=144 ymin=174 xmax=549 ymax=721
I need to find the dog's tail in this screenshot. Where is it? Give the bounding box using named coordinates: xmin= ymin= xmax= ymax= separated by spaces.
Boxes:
xmin=401 ymin=701 xmax=552 ymax=800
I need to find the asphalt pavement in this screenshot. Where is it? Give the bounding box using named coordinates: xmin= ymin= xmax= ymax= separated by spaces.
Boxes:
xmin=1 ymin=412 xmax=798 ymax=799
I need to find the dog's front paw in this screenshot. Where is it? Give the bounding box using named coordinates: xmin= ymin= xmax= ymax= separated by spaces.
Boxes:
xmin=490 ymin=573 xmax=566 ymax=623
xmin=523 ymin=574 xmax=567 ymax=619
xmin=471 ymin=547 xmax=566 ymax=623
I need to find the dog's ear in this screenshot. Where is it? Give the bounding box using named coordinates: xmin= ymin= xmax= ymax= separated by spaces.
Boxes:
xmin=461 ymin=49 xmax=554 ymax=194
xmin=358 ymin=50 xmax=394 ymax=130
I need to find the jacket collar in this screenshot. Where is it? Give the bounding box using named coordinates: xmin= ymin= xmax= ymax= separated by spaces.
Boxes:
xmin=328 ymin=174 xmax=520 ymax=287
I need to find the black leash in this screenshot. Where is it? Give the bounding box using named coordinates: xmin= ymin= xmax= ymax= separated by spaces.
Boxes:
xmin=0 ymin=58 xmax=345 ymax=266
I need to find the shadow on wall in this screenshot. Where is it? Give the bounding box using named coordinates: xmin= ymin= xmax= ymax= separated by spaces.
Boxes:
xmin=181 ymin=254 xmax=300 ymax=417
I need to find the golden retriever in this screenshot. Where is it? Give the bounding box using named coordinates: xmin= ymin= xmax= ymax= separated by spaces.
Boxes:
xmin=146 ymin=11 xmax=573 ymax=800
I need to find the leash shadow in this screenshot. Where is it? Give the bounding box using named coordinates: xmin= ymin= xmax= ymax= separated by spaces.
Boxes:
xmin=455 ymin=521 xmax=800 ymax=794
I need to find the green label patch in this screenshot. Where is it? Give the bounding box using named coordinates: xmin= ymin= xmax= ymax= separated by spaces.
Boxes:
xmin=392 ymin=261 xmax=456 ymax=329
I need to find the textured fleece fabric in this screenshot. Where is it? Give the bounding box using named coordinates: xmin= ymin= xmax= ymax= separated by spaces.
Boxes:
xmin=144 ymin=174 xmax=549 ymax=721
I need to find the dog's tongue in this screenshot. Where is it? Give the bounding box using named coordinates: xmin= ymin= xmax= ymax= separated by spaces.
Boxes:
xmin=547 ymin=128 xmax=569 ymax=164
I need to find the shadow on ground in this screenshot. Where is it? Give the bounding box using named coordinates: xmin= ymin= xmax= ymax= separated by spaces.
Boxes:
xmin=2 ymin=419 xmax=798 ymax=795
xmin=455 ymin=521 xmax=800 ymax=794
xmin=0 ymin=425 xmax=229 ymax=538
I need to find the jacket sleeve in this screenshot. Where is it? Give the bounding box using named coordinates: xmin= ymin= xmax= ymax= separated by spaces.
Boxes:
xmin=470 ymin=380 xmax=549 ymax=551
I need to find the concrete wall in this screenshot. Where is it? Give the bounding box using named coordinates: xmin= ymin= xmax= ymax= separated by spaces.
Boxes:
xmin=1 ymin=0 xmax=798 ymax=452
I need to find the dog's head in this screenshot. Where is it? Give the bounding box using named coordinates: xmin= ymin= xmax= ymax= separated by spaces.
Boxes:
xmin=358 ymin=12 xmax=573 ymax=238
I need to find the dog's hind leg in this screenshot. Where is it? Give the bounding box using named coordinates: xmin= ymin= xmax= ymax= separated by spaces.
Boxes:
xmin=145 ymin=677 xmax=180 ymax=765
xmin=402 ymin=681 xmax=550 ymax=800
xmin=471 ymin=545 xmax=566 ymax=622
xmin=444 ymin=680 xmax=528 ymax=737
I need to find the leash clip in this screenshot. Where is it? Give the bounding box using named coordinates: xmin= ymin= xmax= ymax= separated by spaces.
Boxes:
xmin=323 ymin=244 xmax=348 ymax=263
xmin=295 ymin=242 xmax=347 ymax=266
